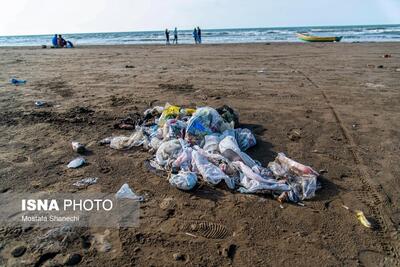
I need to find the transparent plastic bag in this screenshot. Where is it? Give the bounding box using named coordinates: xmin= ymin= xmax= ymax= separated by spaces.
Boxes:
xmin=158 ymin=103 xmax=181 ymax=127
xmin=192 ymin=150 xmax=229 ymax=185
xmin=155 ymin=139 xmax=183 ymax=167
xmin=202 ymin=134 xmax=221 ymax=153
xmin=110 ymin=126 xmax=148 ymax=150
xmin=219 ymin=135 xmax=241 ymax=154
xmin=115 ymin=183 xmax=144 ymax=201
xmin=235 ymin=128 xmax=257 ymax=151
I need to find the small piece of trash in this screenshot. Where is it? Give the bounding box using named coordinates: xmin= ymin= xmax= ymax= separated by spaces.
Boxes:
xmin=35 ymin=101 xmax=46 ymax=107
xmin=67 ymin=157 xmax=86 ymax=169
xmin=355 ymin=210 xmax=372 ymax=228
xmin=10 ymin=78 xmax=26 ymax=86
xmin=185 ymin=232 xmax=197 ymax=238
xmin=72 ymin=142 xmax=85 ymax=153
xmin=257 ymin=69 xmax=265 ymax=73
xmin=73 ymin=177 xmax=98 ymax=187
xmin=115 ymin=183 xmax=144 ymax=201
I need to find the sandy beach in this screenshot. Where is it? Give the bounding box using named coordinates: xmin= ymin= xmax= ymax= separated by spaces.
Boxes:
xmin=0 ymin=42 xmax=399 ymax=266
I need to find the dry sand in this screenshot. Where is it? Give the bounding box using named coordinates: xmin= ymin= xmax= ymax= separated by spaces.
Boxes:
xmin=0 ymin=43 xmax=399 ymax=266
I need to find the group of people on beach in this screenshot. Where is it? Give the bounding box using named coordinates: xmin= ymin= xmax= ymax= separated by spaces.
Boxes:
xmin=164 ymin=27 xmax=202 ymax=45
xmin=51 ymin=34 xmax=74 ymax=48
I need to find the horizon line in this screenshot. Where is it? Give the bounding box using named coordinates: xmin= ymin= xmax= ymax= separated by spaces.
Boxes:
xmin=1 ymin=23 xmax=399 ymax=38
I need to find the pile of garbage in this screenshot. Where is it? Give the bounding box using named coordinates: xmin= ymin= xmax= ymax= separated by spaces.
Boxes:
xmin=101 ymin=104 xmax=319 ymax=203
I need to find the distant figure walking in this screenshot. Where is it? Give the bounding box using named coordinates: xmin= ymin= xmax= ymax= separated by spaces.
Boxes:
xmin=173 ymin=27 xmax=178 ymax=44
xmin=165 ymin=29 xmax=170 ymax=45
xmin=197 ymin=27 xmax=202 ymax=44
xmin=193 ymin=28 xmax=198 ymax=44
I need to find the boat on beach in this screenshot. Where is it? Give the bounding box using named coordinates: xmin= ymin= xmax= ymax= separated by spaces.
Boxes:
xmin=297 ymin=33 xmax=343 ymax=42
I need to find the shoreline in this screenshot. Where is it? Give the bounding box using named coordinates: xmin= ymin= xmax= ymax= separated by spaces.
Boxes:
xmin=1 ymin=41 xmax=400 ymax=49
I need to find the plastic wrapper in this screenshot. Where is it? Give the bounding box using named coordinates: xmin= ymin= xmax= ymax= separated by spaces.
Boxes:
xmin=186 ymin=107 xmax=232 ymax=144
xmin=158 ymin=103 xmax=181 ymax=127
xmin=155 ymin=139 xmax=183 ymax=167
xmin=169 ymin=171 xmax=198 ymax=190
xmin=202 ymin=134 xmax=221 ymax=153
xmin=219 ymin=136 xmax=241 ymax=154
xmin=110 ymin=127 xmax=148 ymax=150
xmin=192 ymin=150 xmax=230 ymax=186
xmin=67 ymin=157 xmax=86 ymax=169
xmin=172 ymin=147 xmax=193 ymax=171
xmin=235 ymin=128 xmax=257 ymax=151
xmin=115 ymin=183 xmax=144 ymax=201
xmin=162 ymin=119 xmax=187 ymax=140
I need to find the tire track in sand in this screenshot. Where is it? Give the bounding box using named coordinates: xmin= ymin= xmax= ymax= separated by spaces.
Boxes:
xmin=297 ymin=69 xmax=400 ymax=261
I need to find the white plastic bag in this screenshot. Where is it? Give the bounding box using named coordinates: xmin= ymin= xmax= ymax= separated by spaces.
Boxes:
xmin=115 ymin=183 xmax=144 ymax=201
xmin=110 ymin=127 xmax=148 ymax=150
xmin=155 ymin=139 xmax=182 ymax=167
xmin=203 ymin=134 xmax=221 ymax=153
xmin=219 ymin=135 xmax=241 ymax=154
xmin=192 ymin=150 xmax=229 ymax=185
xmin=169 ymin=171 xmax=198 ymax=190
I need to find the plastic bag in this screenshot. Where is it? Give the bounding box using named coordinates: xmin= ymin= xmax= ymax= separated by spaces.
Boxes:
xmin=203 ymin=134 xmax=221 ymax=153
xmin=275 ymin=153 xmax=319 ymax=177
xmin=172 ymin=147 xmax=193 ymax=171
xmin=235 ymin=128 xmax=257 ymax=151
xmin=162 ymin=119 xmax=187 ymax=140
xmin=73 ymin=177 xmax=98 ymax=187
xmin=110 ymin=126 xmax=148 ymax=150
xmin=115 ymin=183 xmax=144 ymax=201
xmin=169 ymin=171 xmax=197 ymax=190
xmin=219 ymin=136 xmax=241 ymax=154
xmin=192 ymin=150 xmax=229 ymax=186
xmin=155 ymin=139 xmax=183 ymax=167
xmin=67 ymin=157 xmax=86 ymax=168
xmin=186 ymin=107 xmax=232 ymax=144
xmin=158 ymin=103 xmax=181 ymax=127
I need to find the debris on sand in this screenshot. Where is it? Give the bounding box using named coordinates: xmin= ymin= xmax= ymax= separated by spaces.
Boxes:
xmin=73 ymin=177 xmax=98 ymax=187
xmin=10 ymin=78 xmax=26 ymax=86
xmin=67 ymin=157 xmax=86 ymax=169
xmin=102 ymin=103 xmax=320 ymax=204
xmin=71 ymin=142 xmax=85 ymax=154
xmin=115 ymin=183 xmax=144 ymax=201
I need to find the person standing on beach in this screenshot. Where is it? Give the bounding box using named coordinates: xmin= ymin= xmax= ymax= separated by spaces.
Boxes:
xmin=197 ymin=27 xmax=202 ymax=44
xmin=52 ymin=34 xmax=58 ymax=47
xmin=57 ymin=35 xmax=66 ymax=48
xmin=165 ymin=29 xmax=170 ymax=45
xmin=193 ymin=28 xmax=198 ymax=44
xmin=173 ymin=27 xmax=178 ymax=44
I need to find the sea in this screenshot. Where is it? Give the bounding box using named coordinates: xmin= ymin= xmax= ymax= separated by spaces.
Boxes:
xmin=0 ymin=24 xmax=399 ymax=46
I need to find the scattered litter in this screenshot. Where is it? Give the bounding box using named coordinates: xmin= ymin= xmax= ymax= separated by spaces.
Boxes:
xmin=169 ymin=171 xmax=197 ymax=190
xmin=396 ymin=68 xmax=400 ymax=72
xmin=71 ymin=141 xmax=86 ymax=153
xmin=10 ymin=78 xmax=26 ymax=86
xmin=73 ymin=177 xmax=98 ymax=187
xmin=257 ymin=69 xmax=265 ymax=73
xmin=115 ymin=183 xmax=144 ymax=201
xmin=35 ymin=101 xmax=47 ymax=107
xmin=342 ymin=205 xmax=372 ymax=228
xmin=125 ymin=65 xmax=135 ymax=68
xmin=99 ymin=137 xmax=112 ymax=146
xmin=185 ymin=232 xmax=197 ymax=238
xmin=67 ymin=157 xmax=86 ymax=169
xmin=377 ymin=65 xmax=384 ymax=69
xmin=102 ymin=104 xmax=320 ymax=203
xmin=382 ymin=54 xmax=391 ymax=58
xmin=356 ymin=210 xmax=372 ymax=228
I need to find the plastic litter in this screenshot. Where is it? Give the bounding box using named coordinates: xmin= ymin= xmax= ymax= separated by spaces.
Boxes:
xmin=235 ymin=128 xmax=256 ymax=151
xmin=216 ymin=105 xmax=239 ymax=128
xmin=342 ymin=205 xmax=373 ymax=228
xmin=219 ymin=136 xmax=241 ymax=154
xmin=67 ymin=157 xmax=86 ymax=169
xmin=103 ymin=103 xmax=320 ymax=203
xmin=115 ymin=183 xmax=144 ymax=201
xmin=10 ymin=78 xmax=26 ymax=85
xmin=73 ymin=177 xmax=98 ymax=187
xmin=155 ymin=139 xmax=183 ymax=168
xmin=158 ymin=103 xmax=181 ymax=126
xmin=203 ymin=134 xmax=221 ymax=153
xmin=71 ymin=142 xmax=85 ymax=153
xmin=35 ymin=101 xmax=46 ymax=107
xmin=169 ymin=171 xmax=197 ymax=190
xmin=110 ymin=126 xmax=148 ymax=150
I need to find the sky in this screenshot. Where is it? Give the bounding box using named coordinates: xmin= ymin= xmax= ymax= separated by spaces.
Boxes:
xmin=1 ymin=0 xmax=399 ymax=36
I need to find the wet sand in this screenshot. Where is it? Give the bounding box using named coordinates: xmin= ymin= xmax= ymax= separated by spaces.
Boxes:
xmin=0 ymin=43 xmax=399 ymax=266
